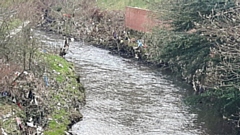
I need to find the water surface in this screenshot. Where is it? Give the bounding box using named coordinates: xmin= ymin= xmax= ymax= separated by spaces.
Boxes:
xmin=36 ymin=30 xmax=235 ymax=135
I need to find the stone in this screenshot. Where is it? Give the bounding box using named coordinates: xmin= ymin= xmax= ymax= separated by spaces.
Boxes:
xmin=68 ymin=110 xmax=83 ymax=128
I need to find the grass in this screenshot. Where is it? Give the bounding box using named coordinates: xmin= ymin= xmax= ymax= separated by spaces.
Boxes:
xmin=44 ymin=109 xmax=69 ymax=135
xmin=0 ymin=1 xmax=84 ymax=133
xmin=9 ymin=19 xmax=22 ymax=30
xmin=0 ymin=0 xmax=33 ymax=8
xmin=0 ymin=103 xmax=23 ymax=134
xmin=44 ymin=54 xmax=74 ymax=82
xmin=42 ymin=53 xmax=85 ymax=135
xmin=97 ymin=0 xmax=150 ymax=10
xmin=0 ymin=53 xmax=78 ymax=135
xmin=0 ymin=18 xmax=23 ymax=36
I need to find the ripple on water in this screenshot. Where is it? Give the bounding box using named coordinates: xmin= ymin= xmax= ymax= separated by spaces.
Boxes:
xmin=66 ymin=42 xmax=204 ymax=135
xmin=35 ymin=31 xmax=205 ymax=135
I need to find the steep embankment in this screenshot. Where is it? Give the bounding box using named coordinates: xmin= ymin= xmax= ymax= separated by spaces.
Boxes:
xmin=0 ymin=1 xmax=86 ymax=135
xmin=0 ymin=51 xmax=85 ymax=135
xmin=43 ymin=53 xmax=85 ymax=135
xmin=0 ymin=22 xmax=85 ymax=135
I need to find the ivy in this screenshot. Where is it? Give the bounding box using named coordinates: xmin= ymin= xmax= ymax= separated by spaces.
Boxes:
xmin=157 ymin=33 xmax=212 ymax=76
xmin=167 ymin=0 xmax=236 ymax=31
xmin=149 ymin=0 xmax=240 ymax=128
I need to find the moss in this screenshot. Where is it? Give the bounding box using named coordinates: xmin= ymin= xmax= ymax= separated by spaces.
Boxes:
xmin=42 ymin=53 xmax=85 ymax=135
xmin=44 ymin=54 xmax=74 ymax=82
xmin=45 ymin=109 xmax=69 ymax=135
xmin=45 ymin=55 xmax=70 ymax=73
xmin=9 ymin=19 xmax=22 ymax=30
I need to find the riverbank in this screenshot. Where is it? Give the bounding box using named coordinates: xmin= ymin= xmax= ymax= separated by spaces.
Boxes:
xmin=0 ymin=5 xmax=86 ymax=132
xmin=0 ymin=49 xmax=85 ymax=134
xmin=42 ymin=52 xmax=85 ymax=135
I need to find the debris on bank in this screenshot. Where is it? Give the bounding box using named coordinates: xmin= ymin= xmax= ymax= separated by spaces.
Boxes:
xmin=39 ymin=5 xmax=150 ymax=60
xmin=0 ymin=51 xmax=85 ymax=135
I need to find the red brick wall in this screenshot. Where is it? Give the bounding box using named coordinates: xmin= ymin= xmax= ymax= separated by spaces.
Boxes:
xmin=125 ymin=6 xmax=157 ymax=32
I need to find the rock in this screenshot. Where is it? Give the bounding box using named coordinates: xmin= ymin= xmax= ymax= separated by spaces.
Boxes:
xmin=68 ymin=110 xmax=83 ymax=129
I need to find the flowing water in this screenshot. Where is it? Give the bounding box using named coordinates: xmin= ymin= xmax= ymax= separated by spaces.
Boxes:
xmin=36 ymin=30 xmax=235 ymax=135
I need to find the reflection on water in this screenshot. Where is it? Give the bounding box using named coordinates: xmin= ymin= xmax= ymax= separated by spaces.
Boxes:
xmin=36 ymin=30 xmax=235 ymax=135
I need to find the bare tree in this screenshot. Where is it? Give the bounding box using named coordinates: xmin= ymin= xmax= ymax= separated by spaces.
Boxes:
xmin=201 ymin=5 xmax=240 ymax=89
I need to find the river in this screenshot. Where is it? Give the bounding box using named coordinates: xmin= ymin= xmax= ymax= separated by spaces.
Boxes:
xmin=36 ymin=30 xmax=235 ymax=135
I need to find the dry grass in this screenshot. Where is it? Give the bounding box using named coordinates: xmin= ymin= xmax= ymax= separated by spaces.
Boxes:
xmin=0 ymin=62 xmax=22 ymax=88
xmin=0 ymin=104 xmax=12 ymax=116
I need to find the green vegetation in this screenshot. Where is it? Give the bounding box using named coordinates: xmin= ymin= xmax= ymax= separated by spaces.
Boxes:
xmin=0 ymin=1 xmax=85 ymax=134
xmin=9 ymin=19 xmax=22 ymax=30
xmin=151 ymin=30 xmax=211 ymax=77
xmin=96 ymin=0 xmax=160 ymax=10
xmin=45 ymin=54 xmax=74 ymax=82
xmin=44 ymin=109 xmax=69 ymax=135
xmin=0 ymin=0 xmax=33 ymax=7
xmin=43 ymin=54 xmax=71 ymax=135
xmin=152 ymin=0 xmax=235 ymax=32
xmin=0 ymin=51 xmax=84 ymax=135
xmin=0 ymin=18 xmax=22 ymax=38
xmin=42 ymin=53 xmax=85 ymax=135
xmin=0 ymin=104 xmax=23 ymax=134
xmin=146 ymin=0 xmax=240 ymax=129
